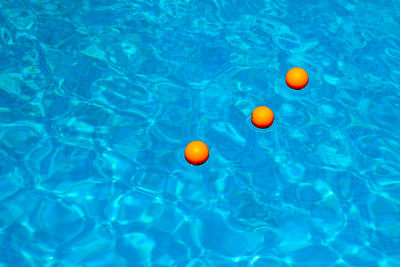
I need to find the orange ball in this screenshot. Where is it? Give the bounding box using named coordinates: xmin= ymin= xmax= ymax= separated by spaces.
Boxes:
xmin=251 ymin=106 xmax=274 ymax=129
xmin=185 ymin=141 xmax=209 ymax=165
xmin=286 ymin=67 xmax=309 ymax=90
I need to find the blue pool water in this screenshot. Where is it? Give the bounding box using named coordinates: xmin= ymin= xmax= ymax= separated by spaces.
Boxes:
xmin=1 ymin=0 xmax=400 ymax=266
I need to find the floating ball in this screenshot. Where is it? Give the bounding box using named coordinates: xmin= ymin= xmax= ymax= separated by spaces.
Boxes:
xmin=286 ymin=67 xmax=309 ymax=90
xmin=251 ymin=106 xmax=274 ymax=129
xmin=185 ymin=141 xmax=209 ymax=165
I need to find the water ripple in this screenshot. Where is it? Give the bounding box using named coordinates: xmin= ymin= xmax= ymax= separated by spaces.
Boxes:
xmin=1 ymin=0 xmax=400 ymax=265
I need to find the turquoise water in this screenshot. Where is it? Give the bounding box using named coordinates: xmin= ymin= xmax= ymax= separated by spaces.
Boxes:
xmin=1 ymin=0 xmax=400 ymax=266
